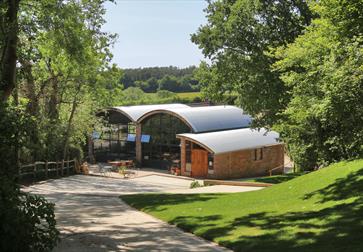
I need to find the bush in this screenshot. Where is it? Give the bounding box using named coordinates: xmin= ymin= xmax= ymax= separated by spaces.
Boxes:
xmin=190 ymin=180 xmax=202 ymax=189
xmin=0 ymin=104 xmax=59 ymax=251
xmin=0 ymin=179 xmax=59 ymax=251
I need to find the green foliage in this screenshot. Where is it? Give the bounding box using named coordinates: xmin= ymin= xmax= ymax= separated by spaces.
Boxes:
xmin=192 ymin=0 xmax=312 ymax=126
xmin=194 ymin=0 xmax=363 ymax=170
xmin=273 ymin=0 xmax=363 ymax=169
xmin=11 ymin=0 xmax=123 ymax=162
xmin=0 ymin=104 xmax=58 ymax=252
xmin=190 ymin=180 xmax=202 ymax=189
xmin=121 ymin=66 xmax=200 ymax=93
xmin=122 ymin=159 xmax=363 ymax=252
xmin=2 ymin=191 xmax=59 ymax=252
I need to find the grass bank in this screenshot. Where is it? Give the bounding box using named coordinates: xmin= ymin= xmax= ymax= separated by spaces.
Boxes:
xmin=240 ymin=173 xmax=304 ymax=184
xmin=122 ymin=159 xmax=363 ymax=251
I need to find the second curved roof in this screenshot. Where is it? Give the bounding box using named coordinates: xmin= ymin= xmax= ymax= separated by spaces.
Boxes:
xmin=138 ymin=105 xmax=252 ymax=133
xmin=112 ymin=103 xmax=189 ymax=122
xmin=177 ymin=128 xmax=280 ymax=154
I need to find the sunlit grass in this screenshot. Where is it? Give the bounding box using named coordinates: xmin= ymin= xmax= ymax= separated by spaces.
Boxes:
xmin=122 ymin=160 xmax=363 ymax=251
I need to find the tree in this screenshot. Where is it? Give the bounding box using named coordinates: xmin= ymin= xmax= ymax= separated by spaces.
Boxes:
xmin=0 ymin=0 xmax=21 ymax=101
xmin=158 ymin=75 xmax=180 ymax=92
xmin=120 ymin=66 xmax=200 ymax=93
xmin=0 ymin=1 xmax=120 ymax=250
xmin=192 ymin=0 xmax=312 ymax=127
xmin=273 ymin=0 xmax=363 ymax=169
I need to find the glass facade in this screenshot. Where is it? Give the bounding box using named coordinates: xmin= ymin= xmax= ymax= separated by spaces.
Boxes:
xmin=93 ymin=112 xmax=136 ymax=161
xmin=141 ymin=113 xmax=191 ymax=166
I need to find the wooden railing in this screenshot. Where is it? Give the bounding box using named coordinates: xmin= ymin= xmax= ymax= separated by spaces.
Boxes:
xmin=268 ymin=165 xmax=284 ymax=176
xmin=19 ymin=159 xmax=79 ymax=180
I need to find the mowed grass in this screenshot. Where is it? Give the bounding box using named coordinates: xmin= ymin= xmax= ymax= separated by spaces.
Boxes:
xmin=145 ymin=91 xmax=201 ymax=99
xmin=175 ymin=92 xmax=201 ymax=99
xmin=241 ymin=172 xmax=304 ymax=184
xmin=122 ymin=160 xmax=363 ymax=251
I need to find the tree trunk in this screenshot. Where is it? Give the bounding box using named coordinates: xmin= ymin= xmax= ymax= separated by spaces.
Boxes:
xmin=62 ymin=84 xmax=81 ymax=160
xmin=0 ymin=0 xmax=20 ymax=101
xmin=48 ymin=74 xmax=59 ymax=120
xmin=20 ymin=60 xmax=41 ymax=160
xmin=20 ymin=60 xmax=39 ymax=115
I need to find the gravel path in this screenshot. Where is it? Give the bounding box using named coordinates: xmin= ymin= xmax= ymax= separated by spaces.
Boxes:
xmin=24 ymin=175 xmax=262 ymax=251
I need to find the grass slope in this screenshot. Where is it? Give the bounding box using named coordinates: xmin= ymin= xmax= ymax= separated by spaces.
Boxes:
xmin=122 ymin=160 xmax=363 ymax=251
xmin=241 ymin=173 xmax=304 ymax=184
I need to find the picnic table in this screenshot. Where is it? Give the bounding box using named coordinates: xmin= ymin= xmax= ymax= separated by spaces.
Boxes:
xmin=108 ymin=160 xmax=134 ymax=169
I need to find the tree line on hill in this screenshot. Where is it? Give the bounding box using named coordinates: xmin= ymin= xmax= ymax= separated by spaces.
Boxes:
xmin=121 ymin=66 xmax=201 ymax=93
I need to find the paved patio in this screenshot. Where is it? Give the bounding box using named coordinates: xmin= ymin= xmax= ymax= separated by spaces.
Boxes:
xmin=24 ymin=175 xmax=263 ymax=251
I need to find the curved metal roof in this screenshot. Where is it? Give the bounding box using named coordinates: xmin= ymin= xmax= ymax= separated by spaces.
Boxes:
xmin=138 ymin=105 xmax=252 ymax=133
xmin=111 ymin=104 xmax=189 ymax=122
xmin=177 ymin=128 xmax=280 ymax=154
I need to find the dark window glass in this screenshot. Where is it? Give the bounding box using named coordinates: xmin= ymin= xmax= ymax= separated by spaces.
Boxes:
xmin=254 ymin=148 xmax=263 ymax=161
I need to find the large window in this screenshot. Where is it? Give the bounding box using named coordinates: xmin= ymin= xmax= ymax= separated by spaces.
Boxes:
xmin=185 ymin=141 xmax=192 ymax=172
xmin=253 ymin=148 xmax=263 ymax=161
xmin=208 ymin=153 xmax=214 ymax=174
xmin=141 ymin=113 xmax=191 ymax=161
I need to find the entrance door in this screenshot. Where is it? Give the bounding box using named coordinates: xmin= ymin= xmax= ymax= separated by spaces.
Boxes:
xmin=191 ymin=149 xmax=208 ymax=178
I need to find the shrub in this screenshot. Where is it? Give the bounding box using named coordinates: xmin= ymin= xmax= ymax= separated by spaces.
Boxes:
xmin=0 ymin=179 xmax=59 ymax=251
xmin=190 ymin=180 xmax=202 ymax=189
xmin=0 ymin=104 xmax=59 ymax=251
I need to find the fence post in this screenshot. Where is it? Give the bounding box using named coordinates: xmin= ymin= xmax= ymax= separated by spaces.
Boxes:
xmin=61 ymin=160 xmax=64 ymax=176
xmin=67 ymin=160 xmax=70 ymax=176
xmin=56 ymin=162 xmax=59 ymax=177
xmin=45 ymin=161 xmax=48 ymax=179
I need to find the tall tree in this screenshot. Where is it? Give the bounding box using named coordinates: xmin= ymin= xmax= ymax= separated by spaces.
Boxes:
xmin=273 ymin=0 xmax=363 ymax=169
xmin=0 ymin=0 xmax=21 ymax=101
xmin=192 ymin=0 xmax=312 ymax=126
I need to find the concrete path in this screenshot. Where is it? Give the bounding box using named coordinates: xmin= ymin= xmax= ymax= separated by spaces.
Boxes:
xmin=24 ymin=175 xmax=263 ymax=251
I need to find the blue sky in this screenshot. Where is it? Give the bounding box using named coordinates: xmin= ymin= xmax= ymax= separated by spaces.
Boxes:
xmin=103 ymin=0 xmax=208 ymax=69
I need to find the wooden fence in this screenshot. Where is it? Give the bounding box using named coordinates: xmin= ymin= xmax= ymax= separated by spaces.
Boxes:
xmin=19 ymin=159 xmax=79 ymax=181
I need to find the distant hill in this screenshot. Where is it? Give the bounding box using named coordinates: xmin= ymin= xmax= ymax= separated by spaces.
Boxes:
xmin=121 ymin=66 xmax=200 ymax=93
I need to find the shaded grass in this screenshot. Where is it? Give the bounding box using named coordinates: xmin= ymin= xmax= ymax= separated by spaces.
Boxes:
xmin=122 ymin=160 xmax=363 ymax=252
xmin=241 ymin=173 xmax=304 ymax=184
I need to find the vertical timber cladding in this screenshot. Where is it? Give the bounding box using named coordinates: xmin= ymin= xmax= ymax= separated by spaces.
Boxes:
xmin=212 ymin=144 xmax=285 ymax=179
xmin=191 ymin=149 xmax=208 ymax=178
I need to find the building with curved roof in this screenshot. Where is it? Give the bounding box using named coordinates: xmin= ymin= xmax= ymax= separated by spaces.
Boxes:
xmin=92 ymin=103 xmax=283 ymax=179
xmin=138 ymin=105 xmax=252 ymax=133
xmin=112 ymin=103 xmax=189 ymax=122
xmin=177 ymin=128 xmax=279 ymax=154
xmin=176 ymin=128 xmax=284 ymax=179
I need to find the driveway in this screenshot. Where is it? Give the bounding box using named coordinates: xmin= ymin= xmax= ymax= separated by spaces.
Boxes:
xmin=24 ymin=175 xmax=262 ymax=251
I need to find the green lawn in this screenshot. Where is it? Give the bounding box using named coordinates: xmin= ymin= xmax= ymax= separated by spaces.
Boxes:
xmin=175 ymin=92 xmax=201 ymax=99
xmin=145 ymin=91 xmax=201 ymax=99
xmin=241 ymin=173 xmax=304 ymax=184
xmin=122 ymin=159 xmax=363 ymax=251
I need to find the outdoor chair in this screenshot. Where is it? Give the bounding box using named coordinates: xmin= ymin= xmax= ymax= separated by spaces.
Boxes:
xmin=98 ymin=163 xmax=113 ymax=176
